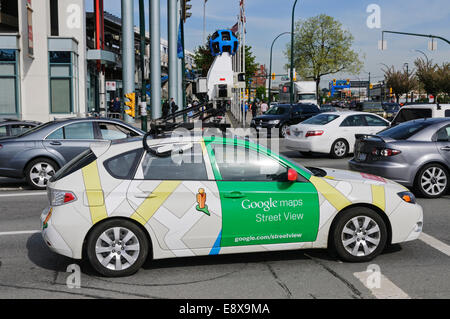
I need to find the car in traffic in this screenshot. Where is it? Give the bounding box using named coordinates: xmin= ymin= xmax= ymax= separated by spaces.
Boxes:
xmin=250 ymin=103 xmax=320 ymax=137
xmin=40 ymin=135 xmax=423 ymax=277
xmin=319 ymin=104 xmax=337 ymax=113
xmin=0 ymin=118 xmax=144 ymax=190
xmin=349 ymin=118 xmax=450 ymax=198
xmin=355 ymin=101 xmax=385 ymax=117
xmin=382 ymin=102 xmax=400 ymax=121
xmin=285 ymin=112 xmax=390 ymax=158
xmin=0 ymin=119 xmax=41 ymax=137
xmin=391 ymin=104 xmax=450 ymax=126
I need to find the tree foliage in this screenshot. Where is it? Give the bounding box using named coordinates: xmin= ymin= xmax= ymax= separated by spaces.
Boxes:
xmin=413 ymin=58 xmax=449 ymax=101
xmin=382 ymin=65 xmax=417 ymax=103
xmin=285 ymin=14 xmax=363 ymax=101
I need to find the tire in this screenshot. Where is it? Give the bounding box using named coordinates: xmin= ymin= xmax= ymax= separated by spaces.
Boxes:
xmin=414 ymin=163 xmax=449 ymax=198
xmin=330 ymin=207 xmax=388 ymax=263
xmin=279 ymin=124 xmax=288 ymax=138
xmin=86 ymin=219 xmax=149 ymax=277
xmin=25 ymin=158 xmax=59 ymax=190
xmin=330 ymin=139 xmax=349 ymax=159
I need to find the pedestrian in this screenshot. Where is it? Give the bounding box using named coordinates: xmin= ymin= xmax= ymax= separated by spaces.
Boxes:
xmin=260 ymin=100 xmax=268 ymax=114
xmin=112 ymin=97 xmax=121 ymax=113
xmin=170 ymin=98 xmax=178 ymax=123
xmin=251 ymin=100 xmax=257 ymax=118
xmin=162 ymin=99 xmax=170 ymax=118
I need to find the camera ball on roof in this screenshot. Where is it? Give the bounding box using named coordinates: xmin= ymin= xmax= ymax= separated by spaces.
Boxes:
xmin=209 ymin=29 xmax=239 ymax=57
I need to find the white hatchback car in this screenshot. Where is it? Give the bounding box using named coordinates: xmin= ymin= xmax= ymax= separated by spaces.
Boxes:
xmin=285 ymin=112 xmax=390 ymax=158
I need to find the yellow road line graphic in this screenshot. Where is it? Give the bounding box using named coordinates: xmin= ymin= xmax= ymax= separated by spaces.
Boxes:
xmin=82 ymin=161 xmax=108 ymax=225
xmin=371 ymin=184 xmax=386 ymax=211
xmin=310 ymin=176 xmax=352 ymax=211
xmin=131 ymin=181 xmax=181 ymax=225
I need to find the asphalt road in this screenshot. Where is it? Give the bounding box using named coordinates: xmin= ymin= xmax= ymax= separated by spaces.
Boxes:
xmin=0 ymin=141 xmax=449 ymax=299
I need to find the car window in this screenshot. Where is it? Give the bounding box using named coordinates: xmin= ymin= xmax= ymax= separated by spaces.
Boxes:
xmin=436 ymin=126 xmax=450 ymax=142
xmin=392 ymin=108 xmax=432 ymax=125
xmin=140 ymin=143 xmax=207 ymax=180
xmin=445 ymin=110 xmax=450 ymax=117
xmin=98 ymin=122 xmax=138 ymax=140
xmin=378 ymin=120 xmax=434 ymax=140
xmin=340 ymin=115 xmax=366 ymax=127
xmin=302 ymin=114 xmax=339 ymax=125
xmin=47 ymin=127 xmax=64 ymax=140
xmin=0 ymin=125 xmax=7 ymax=137
xmin=64 ymin=122 xmax=95 ymax=140
xmin=265 ymin=106 xmax=288 ymax=115
xmin=104 ymin=149 xmax=143 ymax=180
xmin=212 ymin=144 xmax=287 ymax=182
xmin=10 ymin=124 xmax=34 ymax=136
xmin=364 ymin=115 xmax=388 ymax=127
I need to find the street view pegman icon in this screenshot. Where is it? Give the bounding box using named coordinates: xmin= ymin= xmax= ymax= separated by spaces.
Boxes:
xmin=196 ymin=188 xmax=211 ymax=216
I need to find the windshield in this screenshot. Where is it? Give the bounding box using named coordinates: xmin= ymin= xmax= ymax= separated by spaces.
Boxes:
xmin=378 ymin=120 xmax=433 ymax=140
xmin=50 ymin=149 xmax=97 ymax=182
xmin=265 ymin=106 xmax=288 ymax=115
xmin=298 ymin=94 xmax=316 ymax=101
xmin=302 ymin=114 xmax=340 ymax=125
xmin=392 ymin=108 xmax=432 ymax=125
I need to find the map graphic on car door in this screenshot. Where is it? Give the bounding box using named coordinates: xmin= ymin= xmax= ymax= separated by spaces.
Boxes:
xmin=207 ymin=141 xmax=320 ymax=247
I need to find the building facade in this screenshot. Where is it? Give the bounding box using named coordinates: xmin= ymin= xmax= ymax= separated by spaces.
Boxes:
xmin=0 ymin=0 xmax=87 ymax=122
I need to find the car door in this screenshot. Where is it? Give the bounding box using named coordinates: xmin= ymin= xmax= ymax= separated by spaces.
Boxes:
xmin=339 ymin=115 xmax=368 ymax=153
xmin=43 ymin=122 xmax=98 ymax=163
xmin=363 ymin=115 xmax=390 ymax=134
xmin=207 ymin=142 xmax=319 ymax=248
xmin=435 ymin=125 xmax=450 ymax=166
xmin=126 ymin=142 xmax=222 ymax=255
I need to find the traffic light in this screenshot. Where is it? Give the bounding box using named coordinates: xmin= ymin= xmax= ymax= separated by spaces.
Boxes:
xmin=124 ymin=92 xmax=136 ymax=118
xmin=272 ymin=73 xmax=276 ymax=81
xmin=346 ymin=79 xmax=350 ymax=85
xmin=181 ymin=0 xmax=192 ymax=22
xmin=333 ymin=79 xmax=337 ymax=86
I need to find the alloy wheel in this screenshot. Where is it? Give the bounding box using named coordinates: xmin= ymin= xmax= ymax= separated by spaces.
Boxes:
xmin=341 ymin=216 xmax=381 ymax=257
xmin=420 ymin=167 xmax=448 ymax=196
xmin=333 ymin=141 xmax=347 ymax=157
xmin=29 ymin=162 xmax=56 ymax=188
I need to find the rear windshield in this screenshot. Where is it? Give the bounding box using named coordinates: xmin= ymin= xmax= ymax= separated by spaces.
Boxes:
xmin=302 ymin=114 xmax=339 ymax=125
xmin=378 ymin=120 xmax=433 ymax=140
xmin=392 ymin=108 xmax=432 ymax=125
xmin=50 ymin=149 xmax=97 ymax=182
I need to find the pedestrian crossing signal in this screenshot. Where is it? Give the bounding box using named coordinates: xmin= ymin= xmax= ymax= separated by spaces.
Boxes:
xmin=124 ymin=93 xmax=136 ymax=118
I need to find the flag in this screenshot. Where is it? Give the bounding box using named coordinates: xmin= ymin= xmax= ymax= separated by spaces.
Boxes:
xmin=230 ymin=22 xmax=238 ymax=34
xmin=177 ymin=23 xmax=184 ymax=59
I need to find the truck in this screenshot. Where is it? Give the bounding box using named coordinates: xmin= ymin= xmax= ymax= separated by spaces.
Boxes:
xmin=279 ymin=81 xmax=318 ymax=105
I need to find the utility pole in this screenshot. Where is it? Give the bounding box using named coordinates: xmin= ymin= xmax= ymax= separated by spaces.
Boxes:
xmin=289 ymin=0 xmax=298 ymax=106
xmin=139 ymin=0 xmax=147 ymax=131
xmin=150 ymin=0 xmax=162 ymax=119
xmin=268 ymin=32 xmax=290 ymax=104
xmin=168 ymin=0 xmax=178 ymax=106
xmin=121 ymin=0 xmax=135 ymax=123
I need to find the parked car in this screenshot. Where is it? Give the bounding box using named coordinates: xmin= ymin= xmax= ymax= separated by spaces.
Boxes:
xmin=41 ymin=135 xmax=422 ymax=276
xmin=319 ymin=104 xmax=337 ymax=113
xmin=0 ymin=118 xmax=144 ymax=190
xmin=391 ymin=104 xmax=450 ymax=126
xmin=285 ymin=111 xmax=390 ymax=158
xmin=349 ymin=118 xmax=450 ymax=198
xmin=381 ymin=102 xmax=400 ymax=121
xmin=250 ymin=103 xmax=320 ymax=137
xmin=0 ymin=119 xmax=41 ymax=137
xmin=355 ymin=101 xmax=385 ymax=117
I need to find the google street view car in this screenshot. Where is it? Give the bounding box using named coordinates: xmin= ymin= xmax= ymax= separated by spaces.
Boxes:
xmin=41 ymin=135 xmax=423 ymax=277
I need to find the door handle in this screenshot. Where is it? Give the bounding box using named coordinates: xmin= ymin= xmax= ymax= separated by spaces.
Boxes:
xmin=223 ymin=191 xmax=246 ymax=199
xmin=440 ymin=146 xmax=450 ymax=152
xmin=135 ymin=192 xmax=158 ymax=199
xmin=50 ymin=141 xmax=62 ymax=146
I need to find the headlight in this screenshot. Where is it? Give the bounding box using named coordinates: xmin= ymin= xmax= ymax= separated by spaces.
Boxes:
xmin=397 ymin=191 xmax=416 ymax=204
xmin=268 ymin=120 xmax=280 ymax=125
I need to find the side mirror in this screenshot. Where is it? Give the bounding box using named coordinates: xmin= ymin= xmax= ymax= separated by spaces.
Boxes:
xmin=287 ymin=169 xmax=298 ymax=182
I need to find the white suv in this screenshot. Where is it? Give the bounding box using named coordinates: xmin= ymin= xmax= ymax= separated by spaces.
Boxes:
xmin=391 ymin=104 xmax=450 ymax=126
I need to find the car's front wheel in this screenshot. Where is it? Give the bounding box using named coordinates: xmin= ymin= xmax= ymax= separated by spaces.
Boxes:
xmin=86 ymin=219 xmax=149 ymax=277
xmin=415 ymin=163 xmax=449 ymax=198
xmin=25 ymin=158 xmax=58 ymax=190
xmin=330 ymin=207 xmax=388 ymax=262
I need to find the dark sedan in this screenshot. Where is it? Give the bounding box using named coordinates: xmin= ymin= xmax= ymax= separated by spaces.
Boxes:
xmin=0 ymin=118 xmax=144 ymax=189
xmin=250 ymin=103 xmax=320 ymax=137
xmin=349 ymin=118 xmax=450 ymax=198
xmin=0 ymin=119 xmax=41 ymax=137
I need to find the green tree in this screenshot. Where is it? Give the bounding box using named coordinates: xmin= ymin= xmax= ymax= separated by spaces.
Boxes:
xmin=382 ymin=65 xmax=417 ymax=104
xmin=255 ymin=86 xmax=266 ymax=101
xmin=285 ymin=14 xmax=363 ymax=102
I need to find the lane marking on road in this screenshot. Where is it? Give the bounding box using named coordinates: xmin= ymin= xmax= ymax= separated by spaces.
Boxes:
xmin=0 ymin=192 xmax=47 ymax=198
xmin=419 ymin=232 xmax=450 ymax=257
xmin=354 ymin=269 xmax=410 ymax=299
xmin=0 ymin=230 xmax=40 ymax=236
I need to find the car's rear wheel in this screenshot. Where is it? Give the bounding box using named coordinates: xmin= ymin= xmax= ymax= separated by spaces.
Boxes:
xmin=415 ymin=163 xmax=449 ymax=198
xmin=86 ymin=219 xmax=149 ymax=277
xmin=279 ymin=124 xmax=288 ymax=138
xmin=330 ymin=139 xmax=349 ymax=159
xmin=25 ymin=158 xmax=58 ymax=190
xmin=330 ymin=207 xmax=387 ymax=262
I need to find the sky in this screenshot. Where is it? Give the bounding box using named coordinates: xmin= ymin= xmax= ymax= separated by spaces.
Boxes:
xmin=86 ymin=0 xmax=450 ymax=88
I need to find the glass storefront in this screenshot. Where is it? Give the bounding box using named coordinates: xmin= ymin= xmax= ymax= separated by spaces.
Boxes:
xmin=0 ymin=49 xmax=19 ymax=115
xmin=49 ymin=51 xmax=73 ymax=114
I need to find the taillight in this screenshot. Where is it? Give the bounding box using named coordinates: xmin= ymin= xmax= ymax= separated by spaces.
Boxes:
xmin=371 ymin=148 xmax=401 ymax=157
xmin=48 ymin=189 xmax=77 ymax=206
xmin=0 ymin=144 xmax=3 ymax=149
xmin=305 ymin=130 xmax=324 ymax=138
